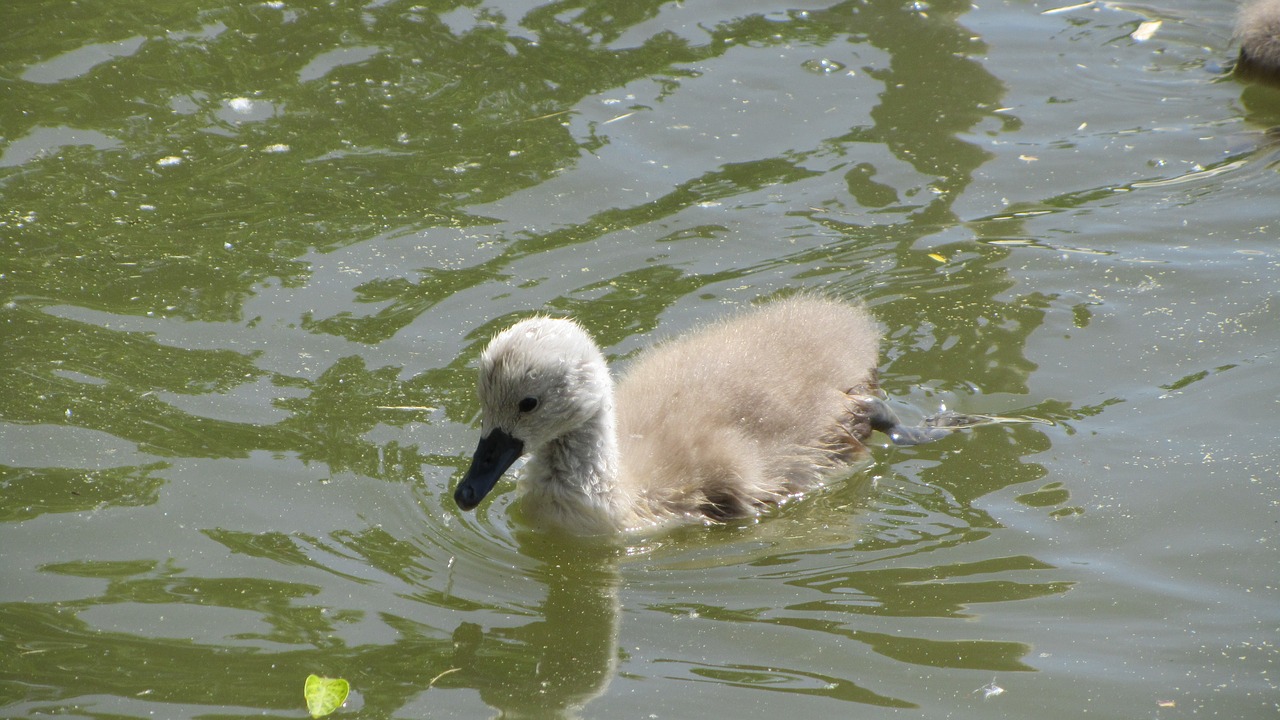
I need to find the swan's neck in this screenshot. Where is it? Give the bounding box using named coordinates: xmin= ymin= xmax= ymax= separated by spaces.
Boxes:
xmin=546 ymin=408 xmax=620 ymax=495
xmin=520 ymin=397 xmax=628 ymax=532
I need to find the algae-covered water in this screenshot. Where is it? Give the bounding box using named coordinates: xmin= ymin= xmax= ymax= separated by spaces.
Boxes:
xmin=2 ymin=0 xmax=1277 ymax=717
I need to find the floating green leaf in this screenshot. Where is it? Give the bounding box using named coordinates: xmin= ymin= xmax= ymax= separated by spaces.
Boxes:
xmin=304 ymin=674 xmax=349 ymax=718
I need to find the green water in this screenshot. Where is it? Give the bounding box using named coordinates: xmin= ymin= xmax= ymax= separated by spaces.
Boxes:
xmin=2 ymin=0 xmax=1277 ymax=717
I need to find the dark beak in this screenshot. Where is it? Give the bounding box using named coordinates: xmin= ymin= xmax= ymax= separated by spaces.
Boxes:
xmin=454 ymin=428 xmax=524 ymax=511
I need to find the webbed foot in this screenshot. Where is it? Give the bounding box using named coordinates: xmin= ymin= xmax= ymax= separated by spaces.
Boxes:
xmin=856 ymin=395 xmax=1047 ymax=446
xmin=859 ymin=395 xmax=950 ymax=445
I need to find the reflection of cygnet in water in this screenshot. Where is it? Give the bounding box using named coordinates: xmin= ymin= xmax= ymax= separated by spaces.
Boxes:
xmin=1235 ymin=0 xmax=1280 ymax=82
xmin=449 ymin=542 xmax=621 ymax=719
xmin=455 ymin=296 xmax=996 ymax=535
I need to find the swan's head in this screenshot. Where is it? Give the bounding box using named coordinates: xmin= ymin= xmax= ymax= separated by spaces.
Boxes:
xmin=455 ymin=316 xmax=613 ymax=511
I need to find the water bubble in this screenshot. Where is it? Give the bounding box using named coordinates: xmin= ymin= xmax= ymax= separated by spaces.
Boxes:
xmin=802 ymin=58 xmax=846 ymax=74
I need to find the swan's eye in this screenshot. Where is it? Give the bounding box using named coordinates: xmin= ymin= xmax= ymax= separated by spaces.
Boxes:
xmin=518 ymin=397 xmax=539 ymax=413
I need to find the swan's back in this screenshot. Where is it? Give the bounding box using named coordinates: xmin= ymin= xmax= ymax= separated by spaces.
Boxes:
xmin=615 ymin=296 xmax=881 ymax=519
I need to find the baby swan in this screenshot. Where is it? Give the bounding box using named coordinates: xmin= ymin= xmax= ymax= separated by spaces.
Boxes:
xmin=455 ymin=296 xmax=951 ymax=534
xmin=1236 ymin=0 xmax=1280 ymax=82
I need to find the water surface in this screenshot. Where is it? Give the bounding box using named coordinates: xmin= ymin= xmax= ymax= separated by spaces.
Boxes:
xmin=2 ymin=0 xmax=1277 ymax=717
